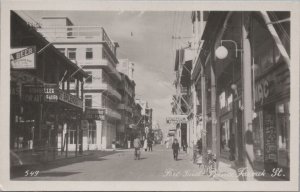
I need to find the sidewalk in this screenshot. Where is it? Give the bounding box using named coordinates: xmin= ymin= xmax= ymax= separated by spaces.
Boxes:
xmin=213 ymin=160 xmax=240 ymax=181
xmin=11 ymin=149 xmax=124 ymax=179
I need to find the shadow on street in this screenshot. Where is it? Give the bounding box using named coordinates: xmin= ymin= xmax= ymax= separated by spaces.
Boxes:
xmin=11 ymin=150 xmax=123 ymax=179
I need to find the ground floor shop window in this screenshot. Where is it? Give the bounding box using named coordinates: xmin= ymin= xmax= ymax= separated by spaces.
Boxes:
xmin=88 ymin=122 xmax=96 ymax=144
xmin=252 ymin=110 xmax=264 ymax=168
xmin=220 ymin=120 xmax=230 ymax=152
xmin=12 ymin=117 xmax=35 ymax=150
xmin=220 ymin=118 xmax=235 ymax=160
xmin=69 ymin=127 xmax=77 ymax=144
xmin=276 ymin=100 xmax=290 ymax=169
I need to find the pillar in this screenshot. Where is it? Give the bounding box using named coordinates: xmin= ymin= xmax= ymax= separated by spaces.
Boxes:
xmin=211 ymin=58 xmax=217 ymax=157
xmin=201 ymin=64 xmax=207 ymax=154
xmin=242 ymin=12 xmax=255 ymax=180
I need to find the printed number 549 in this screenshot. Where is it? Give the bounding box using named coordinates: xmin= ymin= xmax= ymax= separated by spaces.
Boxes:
xmin=25 ymin=170 xmax=39 ymax=177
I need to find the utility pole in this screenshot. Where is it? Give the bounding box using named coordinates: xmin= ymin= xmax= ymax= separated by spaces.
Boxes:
xmin=201 ymin=64 xmax=207 ymax=155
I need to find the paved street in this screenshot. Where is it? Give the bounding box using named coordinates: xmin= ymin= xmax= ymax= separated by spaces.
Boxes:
xmin=12 ymin=145 xmax=212 ymax=181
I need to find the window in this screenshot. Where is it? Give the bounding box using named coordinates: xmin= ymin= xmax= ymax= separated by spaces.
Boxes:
xmin=86 ymin=48 xmax=93 ymax=59
xmin=85 ymin=95 xmax=92 ymax=110
xmin=85 ymin=71 xmax=92 ymax=83
xmin=88 ymin=122 xmax=96 ymax=144
xmin=58 ymin=48 xmax=65 ymax=55
xmin=67 ymin=48 xmax=76 ymax=60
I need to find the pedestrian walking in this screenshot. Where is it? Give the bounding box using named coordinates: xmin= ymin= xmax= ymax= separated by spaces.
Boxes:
xmin=147 ymin=138 xmax=153 ymax=152
xmin=143 ymin=138 xmax=148 ymax=151
xmin=182 ymin=139 xmax=187 ymax=152
xmin=172 ymin=138 xmax=180 ymax=160
xmin=133 ymin=136 xmax=141 ymax=160
xmin=229 ymin=133 xmax=235 ymax=166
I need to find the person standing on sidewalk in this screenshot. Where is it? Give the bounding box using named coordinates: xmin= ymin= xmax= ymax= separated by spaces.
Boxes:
xmin=147 ymin=137 xmax=153 ymax=152
xmin=133 ymin=136 xmax=141 ymax=160
xmin=172 ymin=138 xmax=180 ymax=160
xmin=143 ymin=138 xmax=148 ymax=152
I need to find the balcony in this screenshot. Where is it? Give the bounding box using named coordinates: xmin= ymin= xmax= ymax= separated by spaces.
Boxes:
xmin=57 ymin=88 xmax=83 ymax=109
xmin=38 ymin=26 xmax=116 ymax=54
xmin=84 ymin=107 xmax=121 ymax=121
xmin=106 ymin=108 xmax=122 ymax=120
xmin=117 ymin=103 xmax=133 ymax=113
xmin=77 ymin=59 xmax=121 ymax=81
xmin=84 ymin=82 xmax=121 ymax=101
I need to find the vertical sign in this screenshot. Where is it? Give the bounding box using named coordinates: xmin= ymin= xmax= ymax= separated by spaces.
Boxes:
xmin=263 ymin=112 xmax=277 ymax=172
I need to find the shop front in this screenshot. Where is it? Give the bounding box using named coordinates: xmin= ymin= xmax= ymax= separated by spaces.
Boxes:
xmin=251 ymin=13 xmax=290 ymax=179
xmin=252 ymin=64 xmax=290 ymax=179
xmin=216 ymin=59 xmax=243 ymax=163
xmin=10 ymin=74 xmax=85 ymax=165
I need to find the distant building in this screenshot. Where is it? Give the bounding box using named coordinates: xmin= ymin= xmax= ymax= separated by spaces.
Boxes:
xmin=135 ymin=99 xmax=153 ymax=138
xmin=118 ymin=59 xmax=134 ymax=81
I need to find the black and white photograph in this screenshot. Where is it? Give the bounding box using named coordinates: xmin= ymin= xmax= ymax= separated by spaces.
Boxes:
xmin=0 ymin=0 xmax=299 ymax=191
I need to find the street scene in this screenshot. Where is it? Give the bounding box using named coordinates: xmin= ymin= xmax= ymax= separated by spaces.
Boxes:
xmin=9 ymin=10 xmax=290 ymax=182
xmin=12 ymin=145 xmax=214 ymax=181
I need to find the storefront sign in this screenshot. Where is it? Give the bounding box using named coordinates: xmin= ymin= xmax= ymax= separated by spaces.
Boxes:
xmin=85 ymin=108 xmax=106 ymax=120
xmin=255 ymin=65 xmax=289 ymax=108
xmin=22 ymin=84 xmax=58 ymax=103
xmin=11 ymin=46 xmax=36 ymax=69
xmin=166 ymin=115 xmax=188 ymax=124
xmin=255 ymin=79 xmax=270 ymax=105
xmin=58 ymin=89 xmax=83 ymax=109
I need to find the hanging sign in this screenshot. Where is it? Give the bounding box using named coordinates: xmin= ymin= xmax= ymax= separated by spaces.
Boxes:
xmin=11 ymin=46 xmax=36 ymax=69
xmin=85 ymin=108 xmax=106 ymax=120
xmin=166 ymin=115 xmax=188 ymax=124
xmin=58 ymin=89 xmax=83 ymax=108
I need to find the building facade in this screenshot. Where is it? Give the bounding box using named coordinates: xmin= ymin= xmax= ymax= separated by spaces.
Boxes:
xmin=10 ymin=12 xmax=88 ymax=166
xmin=117 ymin=71 xmax=136 ymax=148
xmin=189 ymin=11 xmax=290 ymax=180
xmin=38 ymin=17 xmax=122 ymax=150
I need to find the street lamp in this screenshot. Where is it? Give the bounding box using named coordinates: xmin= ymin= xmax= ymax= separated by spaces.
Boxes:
xmin=215 ymin=40 xmax=242 ymax=59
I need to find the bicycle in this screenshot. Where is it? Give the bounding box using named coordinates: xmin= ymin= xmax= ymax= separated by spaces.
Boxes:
xmin=134 ymin=148 xmax=141 ymax=160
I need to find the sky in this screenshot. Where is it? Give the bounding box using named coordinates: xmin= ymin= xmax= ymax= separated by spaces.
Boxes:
xmin=18 ymin=10 xmax=192 ymax=130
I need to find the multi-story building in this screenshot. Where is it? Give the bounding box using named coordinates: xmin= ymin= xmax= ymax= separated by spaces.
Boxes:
xmin=38 ymin=17 xmax=122 ymax=150
xmin=117 ymin=66 xmax=136 ymax=148
xmin=172 ymin=47 xmax=194 ymax=149
xmin=10 ymin=12 xmax=88 ymax=166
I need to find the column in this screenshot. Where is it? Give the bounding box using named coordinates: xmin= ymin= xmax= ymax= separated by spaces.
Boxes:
xmin=201 ymin=64 xmax=207 ymax=154
xmin=98 ymin=120 xmax=105 ymax=149
xmin=192 ymin=84 xmax=197 ymax=151
xmin=242 ymin=12 xmax=255 ymax=180
xmin=211 ymin=59 xmax=217 ymax=157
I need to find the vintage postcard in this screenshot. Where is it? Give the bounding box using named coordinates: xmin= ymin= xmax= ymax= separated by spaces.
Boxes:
xmin=0 ymin=0 xmax=299 ymax=191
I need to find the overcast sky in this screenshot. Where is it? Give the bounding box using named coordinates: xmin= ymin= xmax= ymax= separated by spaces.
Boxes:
xmin=18 ymin=10 xmax=192 ymax=130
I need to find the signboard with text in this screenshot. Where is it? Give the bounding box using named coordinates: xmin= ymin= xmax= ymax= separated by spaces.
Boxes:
xmin=22 ymin=84 xmax=83 ymax=109
xmin=58 ymin=89 xmax=83 ymax=109
xmin=11 ymin=46 xmax=36 ymax=69
xmin=22 ymin=84 xmax=58 ymax=103
xmin=85 ymin=108 xmax=106 ymax=120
